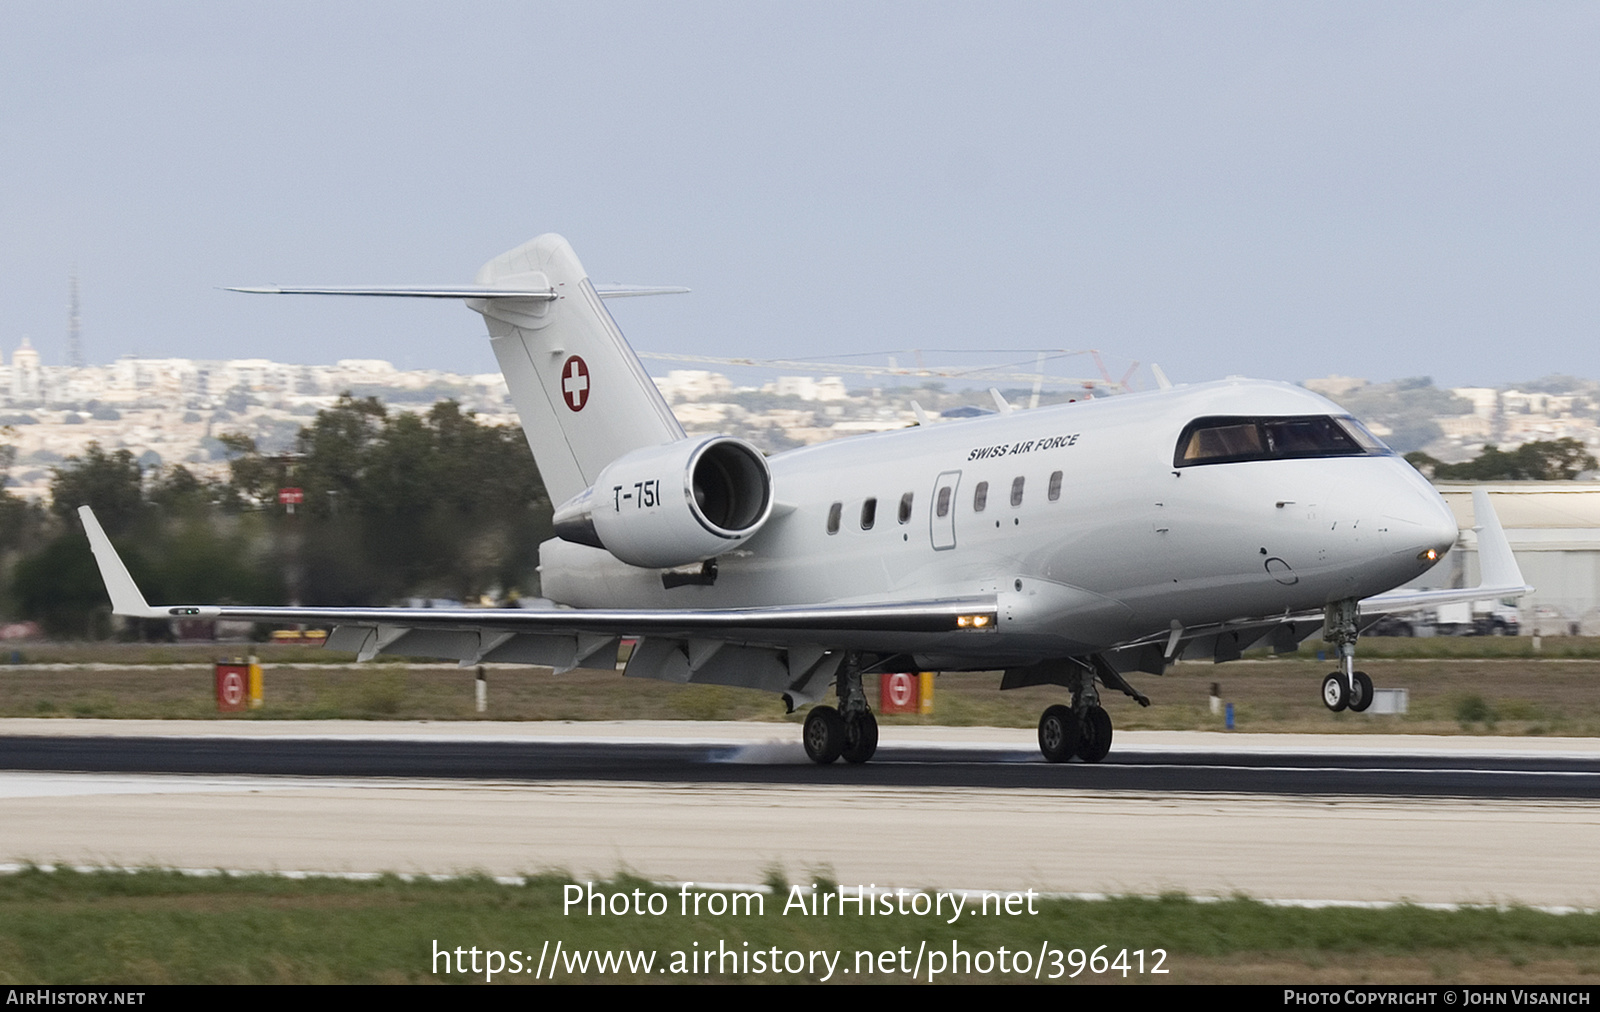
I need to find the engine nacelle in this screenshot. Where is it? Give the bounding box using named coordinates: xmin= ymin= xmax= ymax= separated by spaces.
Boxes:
xmin=552 ymin=436 xmax=773 ymax=568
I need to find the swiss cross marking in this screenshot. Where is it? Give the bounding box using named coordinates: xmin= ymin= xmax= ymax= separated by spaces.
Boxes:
xmin=561 ymin=355 xmax=590 ymax=411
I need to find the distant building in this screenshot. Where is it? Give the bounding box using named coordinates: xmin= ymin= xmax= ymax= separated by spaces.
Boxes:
xmin=1303 ymin=375 xmax=1368 ymax=399
xmin=1436 ymin=415 xmax=1492 ymax=439
xmin=770 ymin=375 xmax=848 ymax=401
xmin=1451 ymin=387 xmax=1500 ymax=418
xmin=9 ymin=337 xmax=40 ymax=402
xmin=653 ymin=370 xmax=732 ymax=403
xmin=1418 ymin=483 xmax=1600 ymax=636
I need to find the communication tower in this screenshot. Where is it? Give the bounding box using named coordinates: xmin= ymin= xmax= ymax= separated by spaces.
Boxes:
xmin=67 ymin=271 xmax=83 ymax=368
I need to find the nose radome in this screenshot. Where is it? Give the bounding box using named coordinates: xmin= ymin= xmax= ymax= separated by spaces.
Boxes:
xmin=1380 ymin=483 xmax=1460 ymax=557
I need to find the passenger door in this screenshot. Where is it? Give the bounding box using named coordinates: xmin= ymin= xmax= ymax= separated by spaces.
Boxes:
xmin=930 ymin=470 xmax=960 ymax=550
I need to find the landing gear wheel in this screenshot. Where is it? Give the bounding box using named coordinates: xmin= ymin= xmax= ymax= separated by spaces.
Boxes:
xmin=1076 ymin=706 xmax=1113 ymax=763
xmin=1038 ymin=704 xmax=1081 ymax=763
xmin=842 ymin=711 xmax=879 ymax=764
xmin=803 ymin=706 xmax=846 ymax=764
xmin=1322 ymin=673 xmax=1349 ymax=712
xmin=1348 ymin=671 xmax=1374 ymax=713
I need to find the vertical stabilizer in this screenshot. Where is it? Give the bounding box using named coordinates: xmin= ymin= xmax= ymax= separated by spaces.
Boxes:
xmin=469 ymin=235 xmax=684 ymax=503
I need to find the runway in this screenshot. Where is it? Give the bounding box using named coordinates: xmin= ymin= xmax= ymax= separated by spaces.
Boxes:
xmin=2 ymin=719 xmax=1598 ymax=907
xmin=2 ymin=730 xmax=1599 ymax=798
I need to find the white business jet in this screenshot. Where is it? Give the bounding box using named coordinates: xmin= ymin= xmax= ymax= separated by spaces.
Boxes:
xmin=80 ymin=234 xmax=1530 ymax=765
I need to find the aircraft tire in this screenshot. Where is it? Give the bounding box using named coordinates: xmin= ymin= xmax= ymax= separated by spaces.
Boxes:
xmin=842 ymin=711 xmax=879 ymax=764
xmin=1076 ymin=706 xmax=1113 ymax=763
xmin=1038 ymin=704 xmax=1080 ymax=763
xmin=803 ymin=705 xmax=846 ymax=764
xmin=1348 ymin=671 xmax=1374 ymax=713
xmin=1322 ymin=673 xmax=1349 ymax=712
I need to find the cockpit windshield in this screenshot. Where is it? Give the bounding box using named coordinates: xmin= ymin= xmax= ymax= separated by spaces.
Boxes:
xmin=1174 ymin=415 xmax=1390 ymax=468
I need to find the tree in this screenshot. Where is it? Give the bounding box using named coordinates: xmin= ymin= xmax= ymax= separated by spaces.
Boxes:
xmin=0 ymin=429 xmax=25 ymax=555
xmin=0 ymin=428 xmax=50 ymax=620
xmin=1429 ymin=439 xmax=1598 ymax=481
xmin=219 ymin=396 xmax=551 ymax=604
xmin=11 ymin=533 xmax=117 ymax=638
xmin=9 ymin=395 xmax=552 ymax=635
xmin=148 ymin=464 xmax=223 ymax=517
xmin=19 ymin=445 xmax=281 ymax=635
xmin=49 ymin=443 xmax=144 ymax=535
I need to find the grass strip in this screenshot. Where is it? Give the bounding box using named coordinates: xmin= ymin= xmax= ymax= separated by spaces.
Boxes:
xmin=2 ymin=867 xmax=1599 ymax=984
xmin=6 ymin=660 xmax=1600 ymax=735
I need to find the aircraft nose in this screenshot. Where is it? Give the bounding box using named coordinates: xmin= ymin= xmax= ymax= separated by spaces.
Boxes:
xmin=1379 ymin=478 xmax=1459 ymax=561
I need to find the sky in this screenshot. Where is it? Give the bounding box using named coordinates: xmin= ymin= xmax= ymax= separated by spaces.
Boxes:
xmin=3 ymin=2 xmax=1598 ymax=390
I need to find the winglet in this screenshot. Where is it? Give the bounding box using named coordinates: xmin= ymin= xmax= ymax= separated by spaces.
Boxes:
xmin=78 ymin=506 xmax=162 ymax=618
xmin=1361 ymin=489 xmax=1531 ymax=613
xmin=1472 ymin=488 xmax=1527 ymax=591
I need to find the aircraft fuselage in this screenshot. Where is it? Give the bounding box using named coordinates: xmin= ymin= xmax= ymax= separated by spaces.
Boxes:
xmin=541 ymin=378 xmax=1458 ymax=666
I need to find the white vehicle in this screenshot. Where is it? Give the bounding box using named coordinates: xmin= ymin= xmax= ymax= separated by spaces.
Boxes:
xmin=80 ymin=234 xmax=1531 ymax=765
xmin=1436 ymin=601 xmax=1522 ymax=636
xmin=1375 ymin=600 xmax=1523 ymax=637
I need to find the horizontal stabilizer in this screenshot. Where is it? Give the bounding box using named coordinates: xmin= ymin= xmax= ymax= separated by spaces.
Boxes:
xmin=226 ymin=284 xmax=687 ymax=300
xmin=227 ymin=285 xmax=557 ymax=300
xmin=591 ymin=284 xmax=691 ymax=299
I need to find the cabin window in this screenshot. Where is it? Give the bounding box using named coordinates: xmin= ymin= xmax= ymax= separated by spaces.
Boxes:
xmin=1174 ymin=415 xmax=1390 ymax=468
xmin=1010 ymin=476 xmax=1025 ymax=507
xmin=973 ymin=481 xmax=989 ymax=512
xmin=827 ymin=502 xmax=842 ymax=534
xmin=1048 ymin=470 xmax=1063 ymax=501
xmin=936 ymin=487 xmax=951 ymax=518
xmin=898 ymin=492 xmax=914 ymax=524
xmin=861 ymin=498 xmax=877 ymax=530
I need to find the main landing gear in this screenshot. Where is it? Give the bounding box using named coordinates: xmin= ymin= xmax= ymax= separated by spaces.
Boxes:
xmin=803 ymin=655 xmax=878 ymax=764
xmin=1321 ymin=598 xmax=1374 ymax=713
xmin=1038 ymin=704 xmax=1112 ymax=763
xmin=1039 ymin=703 xmax=1112 ymax=763
xmin=1037 ymin=662 xmax=1117 ymax=764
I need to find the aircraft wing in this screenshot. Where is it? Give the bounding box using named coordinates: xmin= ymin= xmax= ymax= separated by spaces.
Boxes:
xmin=78 ymin=505 xmax=995 ymax=697
xmin=1357 ymin=488 xmax=1531 ymax=613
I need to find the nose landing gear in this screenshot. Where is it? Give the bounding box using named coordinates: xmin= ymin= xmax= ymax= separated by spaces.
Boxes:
xmin=1322 ymin=599 xmax=1375 ymax=713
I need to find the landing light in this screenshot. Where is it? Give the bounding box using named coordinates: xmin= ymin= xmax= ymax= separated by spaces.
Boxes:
xmin=1418 ymin=549 xmax=1439 ymax=562
xmin=957 ymin=614 xmax=993 ymax=629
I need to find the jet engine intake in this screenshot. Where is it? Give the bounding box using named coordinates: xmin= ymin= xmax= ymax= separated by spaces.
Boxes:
xmin=552 ymin=436 xmax=773 ymax=568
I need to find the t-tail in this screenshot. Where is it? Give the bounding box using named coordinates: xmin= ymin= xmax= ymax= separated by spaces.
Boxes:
xmin=229 ymin=233 xmax=687 ymax=504
xmin=468 ymin=235 xmax=684 ymax=503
